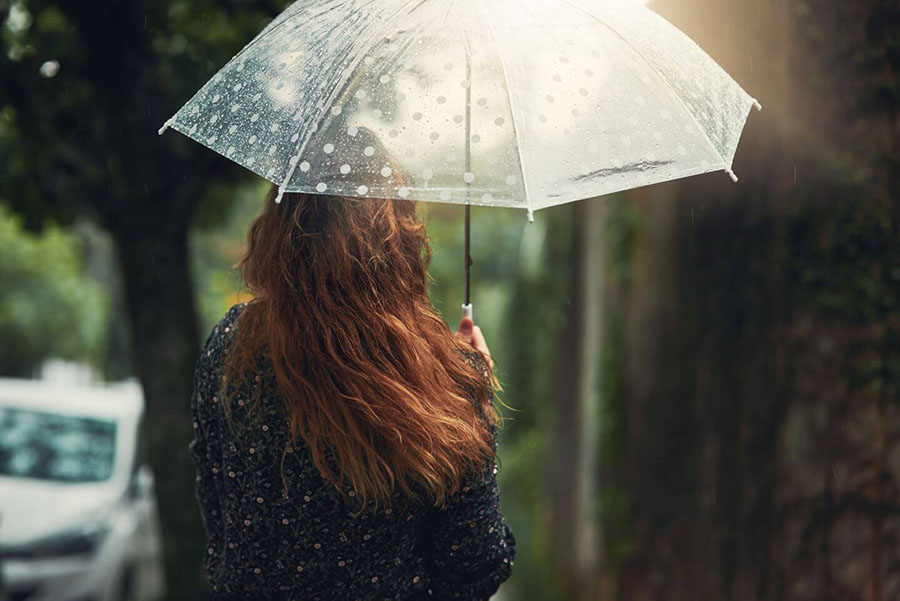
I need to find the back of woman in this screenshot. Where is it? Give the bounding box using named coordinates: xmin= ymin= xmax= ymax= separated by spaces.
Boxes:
xmin=188 ymin=186 xmax=516 ymax=601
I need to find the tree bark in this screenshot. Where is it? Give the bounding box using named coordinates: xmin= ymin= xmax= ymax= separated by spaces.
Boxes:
xmin=549 ymin=199 xmax=604 ymax=601
xmin=113 ymin=221 xmax=206 ymax=601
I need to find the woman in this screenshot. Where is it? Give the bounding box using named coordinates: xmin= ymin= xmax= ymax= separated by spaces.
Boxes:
xmin=189 ymin=184 xmax=516 ymax=601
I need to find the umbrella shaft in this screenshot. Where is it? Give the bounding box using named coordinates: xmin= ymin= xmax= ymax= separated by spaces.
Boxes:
xmin=465 ymin=204 xmax=471 ymax=306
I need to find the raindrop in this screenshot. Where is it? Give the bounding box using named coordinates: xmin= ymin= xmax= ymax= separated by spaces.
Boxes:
xmin=364 ymin=146 xmax=375 ymax=156
xmin=355 ymin=90 xmax=367 ymax=100
xmin=429 ymin=132 xmax=439 ymax=141
xmin=324 ymin=143 xmax=335 ymax=154
xmin=251 ymin=113 xmax=259 ymax=122
xmin=423 ymin=169 xmax=434 ymax=180
xmin=413 ymin=112 xmax=423 ymax=121
xmin=347 ymin=126 xmax=359 ymax=137
xmin=481 ymin=193 xmax=493 ymax=203
xmin=372 ymin=109 xmax=383 ymax=119
xmin=300 ymin=161 xmax=310 ymax=172
xmin=340 ymin=164 xmax=351 ymax=174
xmin=505 ymin=175 xmax=516 ymax=185
xmin=210 ymin=115 xmax=218 ymax=124
xmin=464 ymin=172 xmax=475 ymax=183
xmin=231 ymin=104 xmax=241 ymax=113
xmin=291 ymin=133 xmax=300 ymax=143
xmin=477 ymin=98 xmax=488 ymax=107
xmin=212 ymin=94 xmax=221 ymax=103
xmin=436 ymin=96 xmax=446 ymax=104
xmin=229 ymin=125 xmax=238 ymax=134
xmin=357 ymin=185 xmax=369 ymax=195
xmin=545 ymin=95 xmax=555 ymax=103
xmin=388 ymin=129 xmax=399 ymax=138
xmin=381 ymin=166 xmax=392 ymax=177
xmin=398 ymin=187 xmax=410 ymax=198
xmin=317 ymin=182 xmax=328 ymax=192
xmin=249 ymin=135 xmax=258 ymax=144
xmin=494 ymin=117 xmax=504 ymax=126
xmin=270 ymin=123 xmax=280 ymax=132
xmin=453 ymin=115 xmax=463 ymax=123
xmin=471 ymin=134 xmax=481 ymax=143
xmin=331 ymin=106 xmax=343 ymax=116
xmin=379 ymin=75 xmax=390 ymax=84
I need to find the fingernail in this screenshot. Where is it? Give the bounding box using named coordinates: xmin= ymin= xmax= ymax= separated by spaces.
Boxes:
xmin=459 ymin=318 xmax=473 ymax=334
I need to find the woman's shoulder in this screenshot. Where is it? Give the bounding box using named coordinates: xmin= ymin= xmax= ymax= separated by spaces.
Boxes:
xmin=222 ymin=301 xmax=250 ymax=328
xmin=457 ymin=345 xmax=491 ymax=384
xmin=199 ymin=302 xmax=251 ymax=358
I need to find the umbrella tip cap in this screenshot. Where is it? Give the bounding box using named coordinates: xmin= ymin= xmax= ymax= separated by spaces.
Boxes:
xmin=158 ymin=118 xmax=174 ymax=136
xmin=274 ymin=188 xmax=285 ymax=204
xmin=527 ymin=209 xmax=535 ymax=223
xmin=725 ymin=167 xmax=739 ymax=183
xmin=752 ymin=98 xmax=762 ymax=111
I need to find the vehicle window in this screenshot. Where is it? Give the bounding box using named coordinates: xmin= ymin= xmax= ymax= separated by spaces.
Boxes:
xmin=0 ymin=407 xmax=117 ymax=482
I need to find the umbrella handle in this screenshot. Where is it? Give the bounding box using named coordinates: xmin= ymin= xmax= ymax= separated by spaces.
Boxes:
xmin=462 ymin=303 xmax=473 ymax=320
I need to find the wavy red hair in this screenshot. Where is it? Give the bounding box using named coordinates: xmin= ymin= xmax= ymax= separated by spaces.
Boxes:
xmin=223 ymin=184 xmax=504 ymax=515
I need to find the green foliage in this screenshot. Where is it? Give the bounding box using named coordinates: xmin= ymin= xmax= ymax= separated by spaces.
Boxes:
xmin=190 ymin=180 xmax=268 ymax=338
xmin=0 ymin=205 xmax=108 ymax=374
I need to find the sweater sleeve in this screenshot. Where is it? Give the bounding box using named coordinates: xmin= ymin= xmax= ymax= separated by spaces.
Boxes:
xmin=424 ymin=356 xmax=517 ymax=600
xmin=188 ymin=308 xmax=239 ymax=578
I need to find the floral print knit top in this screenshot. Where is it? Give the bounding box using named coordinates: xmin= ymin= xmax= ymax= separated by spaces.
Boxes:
xmin=189 ymin=303 xmax=516 ymax=601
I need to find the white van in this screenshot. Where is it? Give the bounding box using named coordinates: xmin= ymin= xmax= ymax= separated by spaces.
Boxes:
xmin=0 ymin=378 xmax=165 ymax=601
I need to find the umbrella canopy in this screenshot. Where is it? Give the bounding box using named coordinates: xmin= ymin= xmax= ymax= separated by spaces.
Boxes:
xmin=159 ymin=0 xmax=761 ymax=221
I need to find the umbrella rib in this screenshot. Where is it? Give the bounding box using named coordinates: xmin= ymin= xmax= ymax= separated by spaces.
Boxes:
xmin=557 ymin=0 xmax=756 ymax=182
xmin=476 ymin=0 xmax=535 ymax=222
xmin=275 ymin=0 xmax=427 ymax=202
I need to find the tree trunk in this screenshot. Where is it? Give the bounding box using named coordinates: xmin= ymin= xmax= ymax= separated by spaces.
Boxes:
xmin=113 ymin=222 xmax=206 ymax=601
xmin=549 ymin=198 xmax=605 ymax=601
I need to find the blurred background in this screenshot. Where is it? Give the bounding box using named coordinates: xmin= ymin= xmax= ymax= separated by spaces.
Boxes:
xmin=0 ymin=1 xmax=898 ymax=601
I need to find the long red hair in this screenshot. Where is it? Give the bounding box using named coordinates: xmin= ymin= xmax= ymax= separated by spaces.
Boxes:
xmin=223 ymin=184 xmax=504 ymax=515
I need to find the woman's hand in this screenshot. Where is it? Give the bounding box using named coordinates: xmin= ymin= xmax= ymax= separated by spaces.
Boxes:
xmin=456 ymin=317 xmax=494 ymax=369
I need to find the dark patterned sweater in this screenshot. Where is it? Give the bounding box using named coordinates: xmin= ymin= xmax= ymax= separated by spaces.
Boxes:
xmin=189 ymin=303 xmax=516 ymax=601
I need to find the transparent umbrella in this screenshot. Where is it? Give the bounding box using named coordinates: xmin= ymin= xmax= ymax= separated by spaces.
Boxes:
xmin=159 ymin=0 xmax=761 ymax=314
